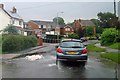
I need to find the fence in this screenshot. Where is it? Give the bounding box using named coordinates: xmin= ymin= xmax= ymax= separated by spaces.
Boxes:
xmin=43 ymin=38 xmax=61 ymax=43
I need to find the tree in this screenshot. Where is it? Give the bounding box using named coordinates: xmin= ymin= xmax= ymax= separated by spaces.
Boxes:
xmin=53 ymin=17 xmax=65 ymax=25
xmin=3 ymin=25 xmax=18 ymax=35
xmin=85 ymin=26 xmax=94 ymax=36
xmin=67 ymin=22 xmax=74 ymax=27
xmin=91 ymin=19 xmax=103 ymax=34
xmin=97 ymin=12 xmax=118 ymax=28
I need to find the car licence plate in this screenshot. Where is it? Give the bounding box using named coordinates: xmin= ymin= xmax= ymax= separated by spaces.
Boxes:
xmin=66 ymin=52 xmax=78 ymax=54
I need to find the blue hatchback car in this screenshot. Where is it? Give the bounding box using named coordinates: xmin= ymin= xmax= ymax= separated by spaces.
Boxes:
xmin=56 ymin=39 xmax=88 ymax=66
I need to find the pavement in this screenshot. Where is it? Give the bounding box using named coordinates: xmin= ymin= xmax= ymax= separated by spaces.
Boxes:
xmin=94 ymin=43 xmax=119 ymax=53
xmin=1 ymin=43 xmax=58 ymax=60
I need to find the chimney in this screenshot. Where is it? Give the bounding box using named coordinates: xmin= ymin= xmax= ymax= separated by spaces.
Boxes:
xmin=12 ymin=6 xmax=17 ymax=13
xmin=0 ymin=4 xmax=4 ymax=9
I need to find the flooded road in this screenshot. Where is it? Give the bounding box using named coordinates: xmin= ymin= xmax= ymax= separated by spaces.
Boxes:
xmin=2 ymin=50 xmax=117 ymax=78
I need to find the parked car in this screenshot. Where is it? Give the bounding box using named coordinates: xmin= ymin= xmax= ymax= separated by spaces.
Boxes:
xmin=55 ymin=39 xmax=88 ymax=66
xmin=80 ymin=37 xmax=87 ymax=42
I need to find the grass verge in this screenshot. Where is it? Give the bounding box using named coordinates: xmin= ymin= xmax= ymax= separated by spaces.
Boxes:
xmin=100 ymin=52 xmax=120 ymax=64
xmin=109 ymin=43 xmax=120 ymax=50
xmin=87 ymin=44 xmax=106 ymax=52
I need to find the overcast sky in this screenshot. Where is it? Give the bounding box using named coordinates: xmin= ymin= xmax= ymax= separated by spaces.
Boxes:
xmin=2 ymin=1 xmax=119 ymax=23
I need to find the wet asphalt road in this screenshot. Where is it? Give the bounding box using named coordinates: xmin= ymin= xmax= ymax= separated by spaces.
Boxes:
xmin=2 ymin=42 xmax=117 ymax=78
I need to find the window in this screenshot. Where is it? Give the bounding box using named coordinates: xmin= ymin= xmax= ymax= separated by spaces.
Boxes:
xmin=60 ymin=41 xmax=84 ymax=48
xmin=65 ymin=28 xmax=70 ymax=31
xmin=19 ymin=21 xmax=22 ymax=25
xmin=41 ymin=25 xmax=43 ymax=28
xmin=43 ymin=25 xmax=46 ymax=28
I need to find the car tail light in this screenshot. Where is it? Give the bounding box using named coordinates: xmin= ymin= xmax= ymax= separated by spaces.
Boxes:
xmin=56 ymin=48 xmax=63 ymax=53
xmin=82 ymin=49 xmax=87 ymax=54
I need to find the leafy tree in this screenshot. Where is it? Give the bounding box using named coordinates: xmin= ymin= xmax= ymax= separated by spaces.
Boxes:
xmin=67 ymin=22 xmax=74 ymax=27
xmin=53 ymin=17 xmax=65 ymax=25
xmin=97 ymin=12 xmax=118 ymax=28
xmin=85 ymin=26 xmax=94 ymax=36
xmin=3 ymin=25 xmax=18 ymax=35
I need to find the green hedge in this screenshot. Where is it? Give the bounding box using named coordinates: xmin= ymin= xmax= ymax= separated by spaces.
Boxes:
xmin=101 ymin=28 xmax=119 ymax=46
xmin=2 ymin=35 xmax=37 ymax=53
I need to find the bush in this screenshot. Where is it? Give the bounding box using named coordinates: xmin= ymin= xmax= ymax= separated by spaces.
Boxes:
xmin=2 ymin=35 xmax=37 ymax=53
xmin=3 ymin=25 xmax=19 ymax=35
xmin=101 ymin=28 xmax=119 ymax=46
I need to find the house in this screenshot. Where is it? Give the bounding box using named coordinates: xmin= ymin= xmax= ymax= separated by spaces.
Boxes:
xmin=74 ymin=19 xmax=96 ymax=37
xmin=0 ymin=4 xmax=24 ymax=35
xmin=27 ymin=20 xmax=56 ymax=36
xmin=61 ymin=25 xmax=74 ymax=35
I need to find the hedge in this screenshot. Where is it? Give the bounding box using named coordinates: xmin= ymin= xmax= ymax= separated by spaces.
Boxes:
xmin=2 ymin=35 xmax=37 ymax=53
xmin=101 ymin=28 xmax=120 ymax=46
xmin=45 ymin=34 xmax=63 ymax=39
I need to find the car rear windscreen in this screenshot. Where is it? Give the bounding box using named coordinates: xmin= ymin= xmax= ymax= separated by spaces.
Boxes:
xmin=60 ymin=41 xmax=84 ymax=48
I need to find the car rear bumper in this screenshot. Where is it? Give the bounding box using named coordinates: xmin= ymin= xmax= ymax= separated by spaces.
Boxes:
xmin=57 ymin=53 xmax=88 ymax=62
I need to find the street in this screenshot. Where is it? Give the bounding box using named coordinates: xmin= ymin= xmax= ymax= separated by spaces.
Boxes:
xmin=2 ymin=42 xmax=117 ymax=78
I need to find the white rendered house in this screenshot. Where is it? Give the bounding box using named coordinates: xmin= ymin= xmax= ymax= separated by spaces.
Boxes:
xmin=0 ymin=4 xmax=24 ymax=34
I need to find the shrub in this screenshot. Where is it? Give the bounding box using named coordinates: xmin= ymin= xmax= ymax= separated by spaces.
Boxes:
xmin=101 ymin=28 xmax=119 ymax=46
xmin=3 ymin=25 xmax=19 ymax=35
xmin=2 ymin=35 xmax=37 ymax=53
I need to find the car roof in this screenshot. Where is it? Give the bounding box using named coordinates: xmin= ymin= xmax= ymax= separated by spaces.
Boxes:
xmin=61 ymin=39 xmax=82 ymax=42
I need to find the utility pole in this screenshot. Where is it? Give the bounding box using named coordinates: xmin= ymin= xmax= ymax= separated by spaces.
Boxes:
xmin=114 ymin=0 xmax=116 ymax=16
xmin=56 ymin=12 xmax=64 ymax=42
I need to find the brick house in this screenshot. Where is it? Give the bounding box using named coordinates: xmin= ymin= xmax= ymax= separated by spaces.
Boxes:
xmin=27 ymin=20 xmax=56 ymax=36
xmin=62 ymin=25 xmax=74 ymax=35
xmin=54 ymin=25 xmax=74 ymax=35
xmin=74 ymin=19 xmax=96 ymax=37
